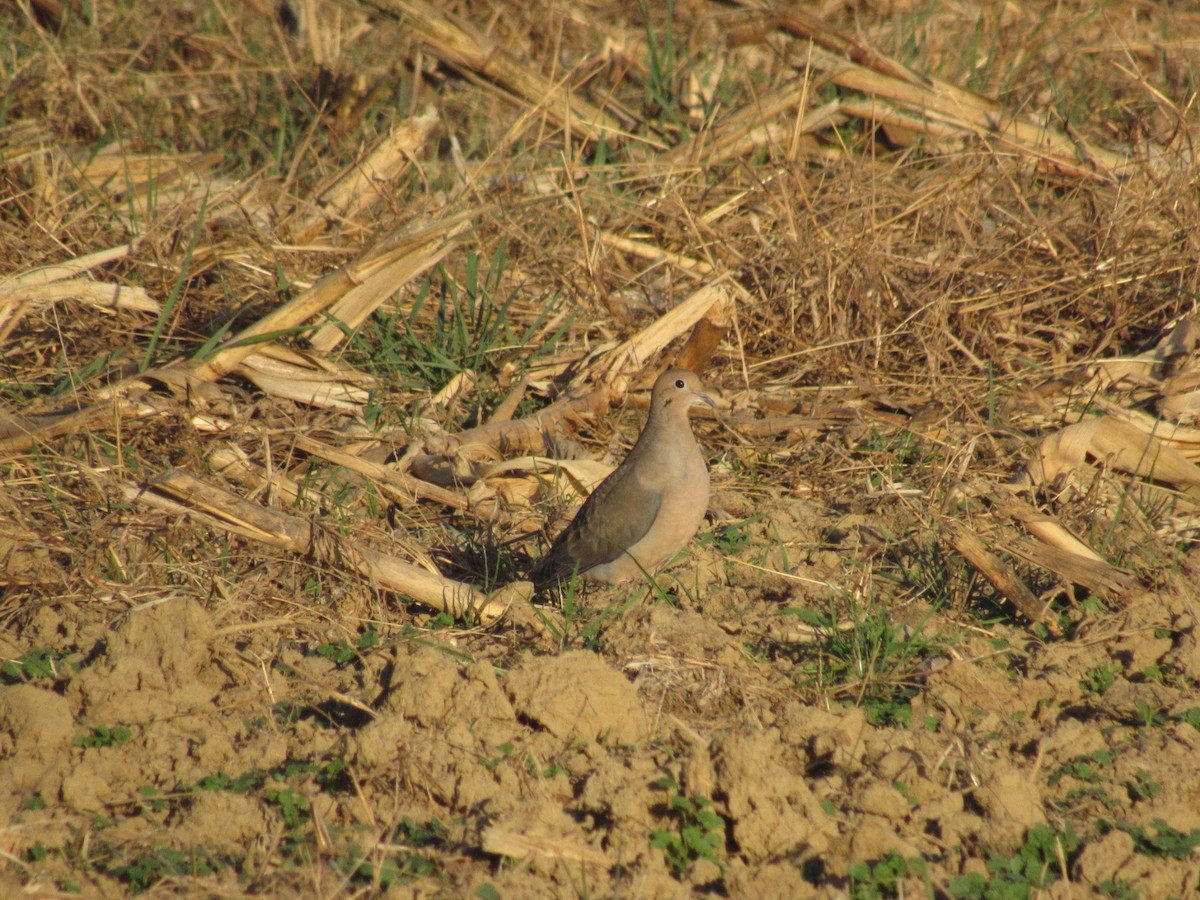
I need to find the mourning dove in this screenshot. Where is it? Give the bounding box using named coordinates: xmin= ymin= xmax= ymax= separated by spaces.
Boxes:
xmin=532 ymin=368 xmax=715 ymax=588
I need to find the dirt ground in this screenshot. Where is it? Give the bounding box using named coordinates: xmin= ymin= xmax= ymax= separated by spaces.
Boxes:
xmin=3 ymin=0 xmax=1200 ymax=897
xmin=4 ymin=517 xmax=1200 ymax=897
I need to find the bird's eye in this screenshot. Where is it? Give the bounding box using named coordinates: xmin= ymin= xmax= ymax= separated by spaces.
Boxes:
xmin=674 ymin=378 xmax=685 ymax=389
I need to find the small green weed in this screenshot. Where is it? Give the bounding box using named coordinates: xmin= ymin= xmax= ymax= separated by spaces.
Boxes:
xmin=899 ymin=539 xmax=962 ymax=611
xmin=1096 ymin=878 xmax=1138 ymax=900
xmin=848 ymin=852 xmax=931 ymax=899
xmin=315 ymin=757 xmax=352 ymax=793
xmin=75 ymin=725 xmax=134 ymax=749
xmin=1 ymin=647 xmax=71 ymax=684
xmin=275 ymin=757 xmax=341 ymax=785
xmin=342 ymin=849 xmax=439 ymax=888
xmin=855 ymin=429 xmax=937 ymax=493
xmin=697 ymin=518 xmax=756 ymax=556
xmin=649 ymin=777 xmax=726 ymax=877
xmin=1134 ymin=701 xmax=1166 ymax=730
xmin=1081 ymin=662 xmax=1119 ymax=696
xmin=348 ymin=240 xmax=569 ymax=409
xmin=340 ymin=818 xmax=448 ymax=887
xmin=948 ymin=823 xmax=1078 ymax=899
xmin=1048 ymin=750 xmax=1114 ymax=786
xmin=264 ymin=787 xmax=308 ymax=829
xmin=1113 ymin=818 xmax=1200 ymax=859
xmin=1174 ymin=706 xmax=1200 ymax=731
xmin=312 ymin=639 xmax=357 ymax=665
xmin=310 ymin=627 xmax=380 ymax=668
xmin=270 ymin=701 xmax=306 ymax=726
xmin=482 ymin=741 xmax=516 ymax=770
xmin=111 ymin=846 xmax=233 ymax=894
xmin=196 ymin=770 xmax=266 ymax=794
xmin=1051 ymin=785 xmax=1120 ymax=815
xmin=640 ymin=0 xmax=686 ymax=131
xmin=1124 ymin=770 xmax=1163 ymax=803
xmin=137 ymin=785 xmax=167 ymax=814
xmin=548 ymin=579 xmax=640 ymax=653
xmin=426 ymin=611 xmax=458 ymax=630
xmin=51 ymin=348 xmax=122 ymax=398
xmin=396 ymin=817 xmax=448 ymax=847
xmin=785 ymin=600 xmax=948 ymax=726
xmin=140 ymin=194 xmax=207 ymax=372
xmin=863 ymin=695 xmax=914 ymax=729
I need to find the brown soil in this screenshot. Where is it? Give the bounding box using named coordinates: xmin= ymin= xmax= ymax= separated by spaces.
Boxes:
xmin=4 ymin=551 xmax=1199 ymax=896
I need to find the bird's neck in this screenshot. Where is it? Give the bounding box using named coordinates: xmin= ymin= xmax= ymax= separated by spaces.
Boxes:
xmin=637 ymin=407 xmax=694 ymax=452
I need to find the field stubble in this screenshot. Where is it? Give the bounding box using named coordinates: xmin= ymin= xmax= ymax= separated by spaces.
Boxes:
xmin=2 ymin=0 xmax=1200 ymax=896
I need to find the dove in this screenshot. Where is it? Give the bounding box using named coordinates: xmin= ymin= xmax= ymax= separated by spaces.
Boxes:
xmin=532 ymin=368 xmax=715 ymax=587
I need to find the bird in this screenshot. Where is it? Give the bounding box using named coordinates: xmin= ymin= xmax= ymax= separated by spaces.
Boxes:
xmin=531 ymin=367 xmax=715 ymax=588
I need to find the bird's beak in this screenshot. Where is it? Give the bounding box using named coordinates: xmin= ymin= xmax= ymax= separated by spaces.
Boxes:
xmin=694 ymin=389 xmax=716 ymax=408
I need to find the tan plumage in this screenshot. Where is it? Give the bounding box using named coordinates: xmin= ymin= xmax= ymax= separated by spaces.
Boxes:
xmin=532 ymin=368 xmax=714 ymax=588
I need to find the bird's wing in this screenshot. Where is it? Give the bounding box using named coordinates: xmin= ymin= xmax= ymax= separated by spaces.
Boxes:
xmin=535 ymin=464 xmax=663 ymax=581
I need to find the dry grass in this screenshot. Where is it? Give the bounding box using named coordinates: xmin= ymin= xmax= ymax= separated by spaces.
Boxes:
xmin=3 ymin=0 xmax=1200 ymax=895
